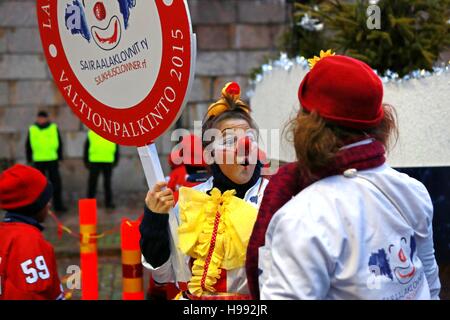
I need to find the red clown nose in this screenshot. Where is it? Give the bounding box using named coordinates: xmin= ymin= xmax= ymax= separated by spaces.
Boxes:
xmin=236 ymin=136 xmax=252 ymax=157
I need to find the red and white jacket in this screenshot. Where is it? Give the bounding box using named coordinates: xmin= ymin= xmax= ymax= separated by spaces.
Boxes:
xmin=0 ymin=217 xmax=63 ymax=300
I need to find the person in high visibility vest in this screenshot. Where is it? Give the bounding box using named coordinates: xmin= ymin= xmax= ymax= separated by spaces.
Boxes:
xmin=25 ymin=111 xmax=66 ymax=213
xmin=83 ymin=130 xmax=120 ymax=209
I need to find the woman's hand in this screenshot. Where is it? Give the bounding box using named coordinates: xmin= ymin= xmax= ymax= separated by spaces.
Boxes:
xmin=145 ymin=182 xmax=175 ymax=214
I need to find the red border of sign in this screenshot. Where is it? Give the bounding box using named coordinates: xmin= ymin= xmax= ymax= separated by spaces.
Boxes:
xmin=37 ymin=0 xmax=193 ymax=146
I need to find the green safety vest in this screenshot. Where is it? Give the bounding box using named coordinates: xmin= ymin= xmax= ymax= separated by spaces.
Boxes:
xmin=29 ymin=123 xmax=59 ymax=162
xmin=88 ymin=130 xmax=117 ymax=163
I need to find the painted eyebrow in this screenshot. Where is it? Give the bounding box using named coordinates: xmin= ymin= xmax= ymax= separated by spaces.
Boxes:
xmin=221 ymin=128 xmax=237 ymax=135
xmin=220 ymin=126 xmax=250 ymax=134
xmin=388 ymin=244 xmax=394 ymax=253
xmin=82 ymin=0 xmax=92 ymax=7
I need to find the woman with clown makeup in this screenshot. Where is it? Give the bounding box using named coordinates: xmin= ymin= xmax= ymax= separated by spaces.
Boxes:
xmin=139 ymin=82 xmax=268 ymax=300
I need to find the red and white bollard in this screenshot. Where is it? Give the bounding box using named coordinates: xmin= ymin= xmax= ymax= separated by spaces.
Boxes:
xmin=121 ymin=218 xmax=144 ymax=300
xmin=79 ymin=199 xmax=98 ymax=300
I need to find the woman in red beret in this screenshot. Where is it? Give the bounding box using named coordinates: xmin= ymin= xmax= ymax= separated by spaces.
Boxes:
xmin=140 ymin=82 xmax=268 ymax=300
xmin=252 ymin=51 xmax=441 ymax=300
xmin=0 ymin=164 xmax=64 ymax=300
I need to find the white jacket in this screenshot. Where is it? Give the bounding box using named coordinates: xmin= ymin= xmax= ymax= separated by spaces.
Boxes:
xmin=259 ymin=163 xmax=441 ymax=300
xmin=143 ymin=177 xmax=268 ymax=295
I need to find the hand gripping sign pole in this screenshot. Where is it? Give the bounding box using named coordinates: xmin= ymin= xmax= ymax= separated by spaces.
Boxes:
xmin=37 ymin=0 xmax=195 ymax=285
xmin=137 ymin=143 xmax=191 ymax=285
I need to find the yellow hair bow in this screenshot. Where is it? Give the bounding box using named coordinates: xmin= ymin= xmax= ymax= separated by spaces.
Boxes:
xmin=206 ymin=82 xmax=251 ymax=119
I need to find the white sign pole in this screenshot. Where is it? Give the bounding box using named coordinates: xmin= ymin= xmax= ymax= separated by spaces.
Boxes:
xmin=138 ymin=144 xmax=191 ymax=284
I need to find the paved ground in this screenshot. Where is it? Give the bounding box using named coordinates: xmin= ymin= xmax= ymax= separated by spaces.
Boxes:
xmin=43 ymin=193 xmax=151 ymax=300
xmin=39 ymin=194 xmax=450 ymax=300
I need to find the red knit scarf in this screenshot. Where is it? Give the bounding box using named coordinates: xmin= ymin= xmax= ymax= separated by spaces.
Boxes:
xmin=245 ymin=139 xmax=387 ymax=299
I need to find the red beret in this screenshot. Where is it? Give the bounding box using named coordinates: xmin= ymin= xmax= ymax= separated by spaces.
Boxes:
xmin=0 ymin=164 xmax=52 ymax=214
xmin=299 ymin=55 xmax=384 ymax=129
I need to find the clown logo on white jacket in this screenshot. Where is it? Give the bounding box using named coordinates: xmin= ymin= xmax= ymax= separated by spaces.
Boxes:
xmin=368 ymin=235 xmax=417 ymax=287
xmin=259 ymin=164 xmax=441 ymax=300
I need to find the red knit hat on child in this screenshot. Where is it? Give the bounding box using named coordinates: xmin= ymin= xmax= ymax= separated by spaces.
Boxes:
xmin=298 ymin=50 xmax=384 ymax=129
xmin=0 ymin=164 xmax=53 ymax=215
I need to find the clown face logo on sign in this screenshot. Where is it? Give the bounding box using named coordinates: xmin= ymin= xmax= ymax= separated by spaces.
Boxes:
xmin=61 ymin=0 xmax=162 ymax=109
xmin=37 ymin=0 xmax=195 ymax=146
xmin=65 ymin=0 xmax=136 ymax=51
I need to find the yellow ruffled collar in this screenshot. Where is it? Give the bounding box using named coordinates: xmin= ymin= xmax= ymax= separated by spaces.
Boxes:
xmin=177 ymin=187 xmax=257 ymax=297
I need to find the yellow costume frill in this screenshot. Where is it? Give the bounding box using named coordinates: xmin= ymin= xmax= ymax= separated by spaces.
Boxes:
xmin=177 ymin=187 xmax=257 ymax=297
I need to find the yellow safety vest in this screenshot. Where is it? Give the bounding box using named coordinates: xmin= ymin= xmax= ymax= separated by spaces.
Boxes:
xmin=88 ymin=130 xmax=117 ymax=163
xmin=29 ymin=123 xmax=59 ymax=162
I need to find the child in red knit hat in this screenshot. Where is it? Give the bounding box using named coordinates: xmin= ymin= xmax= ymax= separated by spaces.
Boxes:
xmin=0 ymin=164 xmax=64 ymax=300
xmin=252 ymin=51 xmax=440 ymax=300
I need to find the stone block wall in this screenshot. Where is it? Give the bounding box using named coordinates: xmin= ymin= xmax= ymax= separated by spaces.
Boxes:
xmin=0 ymin=0 xmax=290 ymax=202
